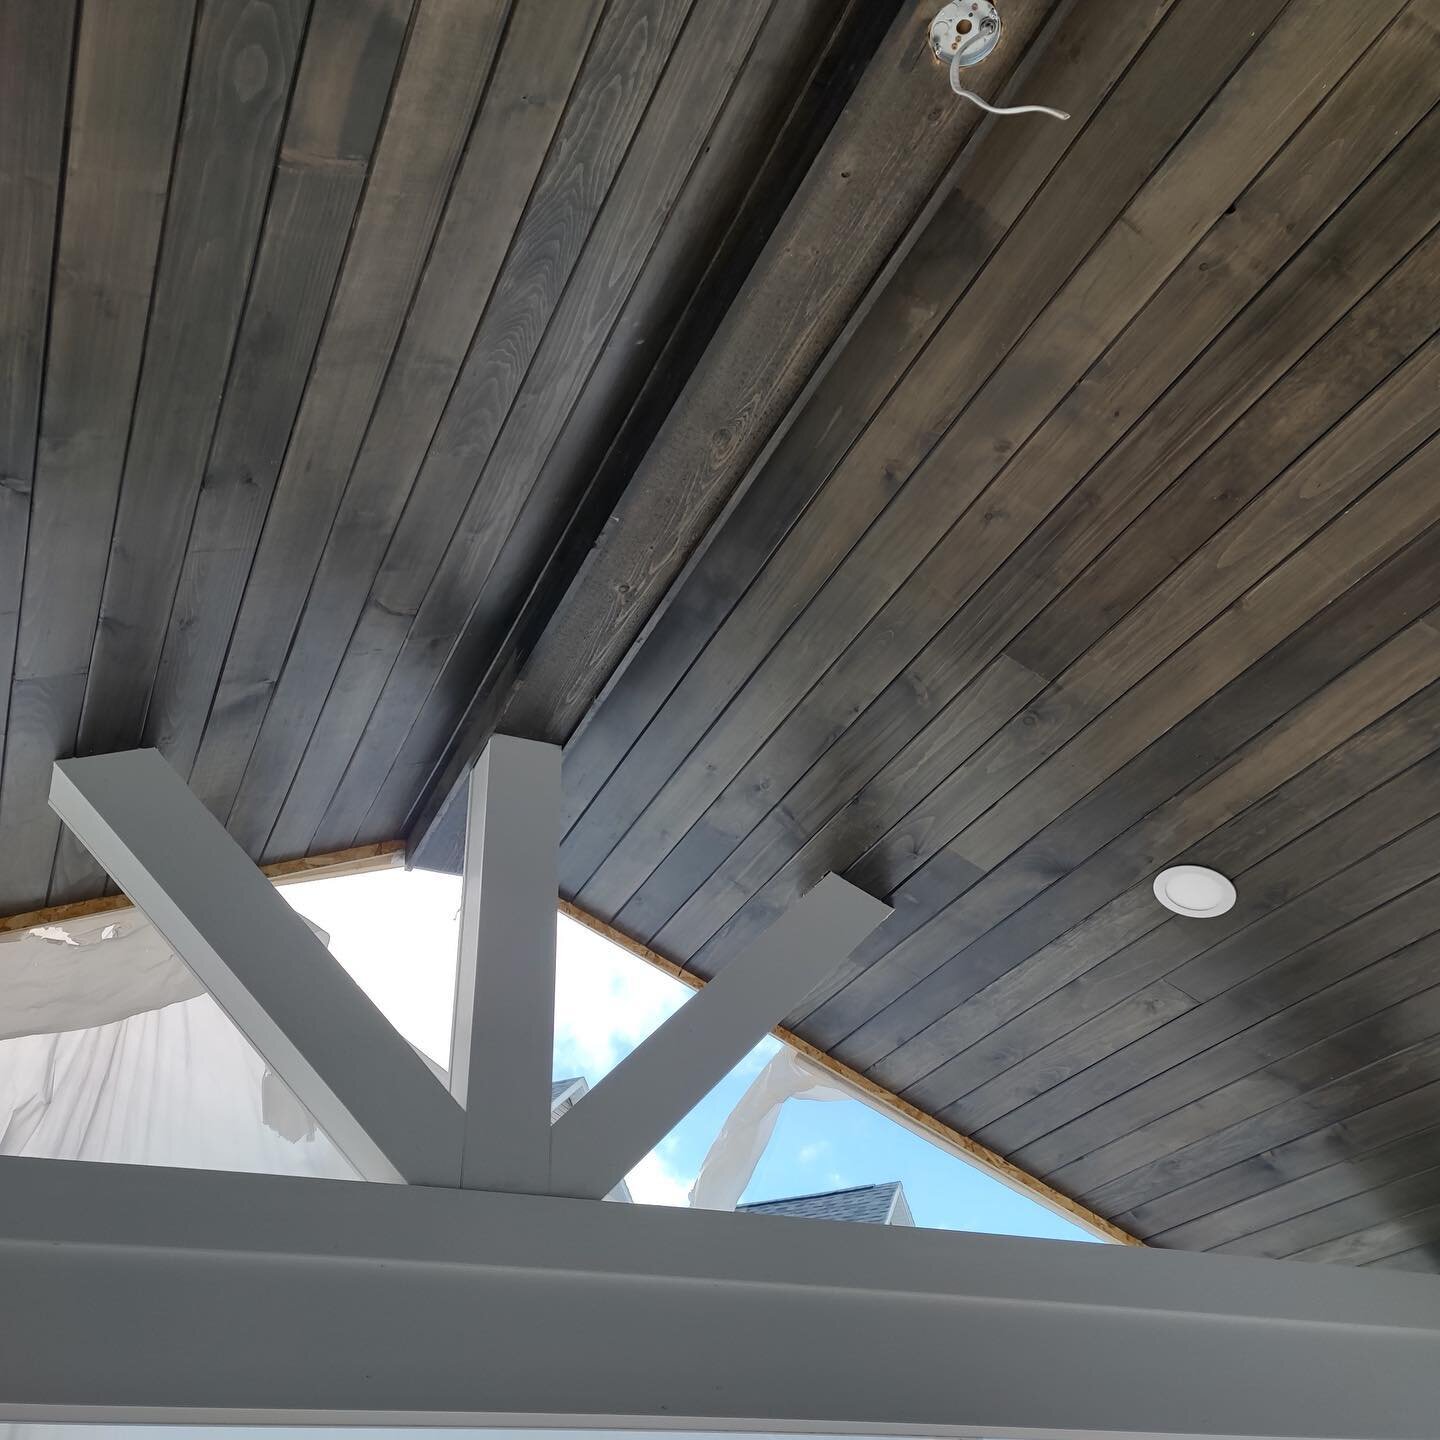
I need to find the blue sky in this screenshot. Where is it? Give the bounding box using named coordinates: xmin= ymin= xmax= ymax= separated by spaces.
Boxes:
xmin=286 ymin=867 xmax=1096 ymax=1244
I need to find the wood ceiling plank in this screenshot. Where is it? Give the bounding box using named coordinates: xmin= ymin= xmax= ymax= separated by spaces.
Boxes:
xmin=533 ymin=0 xmax=1161 ymax=835
xmin=1093 ymin=1029 xmax=1440 ymax=1223
xmin=183 ymin=0 xmax=509 ymax=826
xmin=144 ymin=0 xmax=414 ymax=781
xmin=927 ymin=740 xmax=1440 ymax=1132
xmin=1291 ymin=1201 xmax=1440 ymax=1268
xmin=849 ymin=200 xmax=1440 ymax=913
xmin=881 ymin=696 xmax=1440 ymax=1111
xmin=1129 ymin=1073 xmax=1440 ymax=1242
xmin=896 ymin=542 xmax=1440 ymax=1114
xmin=0 ymin=0 xmax=74 ymax=826
xmin=44 ymin=0 xmax=310 ymax=904
xmin=854 ymin=591 xmax=1440 ymax=1089
xmin=399 ymin=0 xmax=989 ymax=874
xmin=621 ymin=2 xmax=1440 ymax=957
xmin=954 ymin=810 xmax=1440 ymax=1142
xmin=563 ymin=0 xmax=1397 ymax=921
xmin=0 ymin=0 xmax=72 ymax=482
xmin=872 ymin=341 xmax=1440 ymax=937
xmin=304 ymin=0 xmax=791 ymax=854
xmin=321 ymin=0 xmax=1013 ymax=864
xmin=1366 ymin=1243 xmax=1440 ymax=1274
xmin=655 ymin=88 xmax=1440 ymax=981
xmin=502 ymin=0 xmax=1071 ymax=796
xmin=0 ymin=0 xmax=192 ymax=915
xmin=250 ymin=0 xmax=775 ymax=859
xmin=925 ymin=684 xmax=1440 ymax=1131
xmin=1016 ymin=920 xmax=1440 ymax=1195
xmin=211 ymin=0 xmax=606 ymax=862
xmin=802 ymin=281 xmax=1440 ymax=1059
xmin=1227 ymin=1160 xmax=1440 ymax=1261
xmin=1154 ymin=1123 xmax=1440 ymax=1254
xmin=1004 ymin=849 xmax=1440 ymax=1169
xmin=1063 ymin=981 xmax=1440 ymax=1200
xmin=559 ymin=0 xmax=1298 ymax=902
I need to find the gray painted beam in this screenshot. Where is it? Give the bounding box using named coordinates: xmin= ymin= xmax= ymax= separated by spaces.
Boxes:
xmin=4 ymin=1155 xmax=1440 ymax=1436
xmin=49 ymin=750 xmax=463 ymax=1184
xmin=549 ymin=873 xmax=888 ymax=1198
xmin=451 ymin=734 xmax=559 ymax=1191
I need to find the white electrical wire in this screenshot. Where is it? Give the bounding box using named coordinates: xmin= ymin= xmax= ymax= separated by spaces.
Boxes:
xmin=949 ymin=36 xmax=1070 ymax=121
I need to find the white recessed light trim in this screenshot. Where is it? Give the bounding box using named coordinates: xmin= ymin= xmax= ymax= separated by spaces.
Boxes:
xmin=1153 ymin=864 xmax=1236 ymax=918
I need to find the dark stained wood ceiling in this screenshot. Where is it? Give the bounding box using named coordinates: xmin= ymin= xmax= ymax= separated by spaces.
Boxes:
xmin=0 ymin=0 xmax=916 ymax=904
xmin=6 ymin=0 xmax=1440 ymax=1273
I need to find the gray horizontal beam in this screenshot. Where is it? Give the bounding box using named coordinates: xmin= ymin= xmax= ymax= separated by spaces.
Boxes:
xmin=3 ymin=1155 xmax=1439 ymax=1437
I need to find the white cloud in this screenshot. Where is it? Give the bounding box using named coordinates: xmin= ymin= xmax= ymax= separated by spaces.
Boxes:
xmin=625 ymin=1145 xmax=694 ymax=1207
xmin=552 ymin=915 xmax=687 ymax=1082
xmin=734 ymin=1036 xmax=782 ymax=1077
xmin=285 ymin=868 xmax=462 ymax=1067
xmin=797 ymin=1140 xmax=829 ymax=1165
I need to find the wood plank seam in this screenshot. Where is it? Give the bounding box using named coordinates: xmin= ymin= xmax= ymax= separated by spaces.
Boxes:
xmin=315 ymin=0 xmax=778 ymax=857
xmin=656 ymin=70 xmax=1440 ymax=990
xmin=553 ymin=0 xmax=1304 ymax=889
xmin=798 ymin=220 xmax=1440 ymax=1060
xmin=401 ymin=0 xmax=1159 ymax=858
xmin=641 ymin=80 xmax=1440 ymax=975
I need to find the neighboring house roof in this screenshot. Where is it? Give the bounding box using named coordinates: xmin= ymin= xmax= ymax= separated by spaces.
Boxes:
xmin=550 ymin=1076 xmax=587 ymax=1117
xmin=739 ymin=1181 xmax=913 ymax=1227
xmin=555 ymin=1078 xmax=914 ymax=1224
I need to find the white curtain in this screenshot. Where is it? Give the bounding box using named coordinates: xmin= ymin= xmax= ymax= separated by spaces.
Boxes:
xmin=689 ymin=1045 xmax=849 ymax=1210
xmin=0 ymin=908 xmax=354 ymax=1178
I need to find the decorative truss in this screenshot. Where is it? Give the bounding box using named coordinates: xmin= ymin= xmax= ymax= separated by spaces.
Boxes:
xmin=0 ymin=742 xmax=1434 ymax=1439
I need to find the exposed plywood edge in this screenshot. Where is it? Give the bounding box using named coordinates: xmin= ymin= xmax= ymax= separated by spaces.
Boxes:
xmin=559 ymin=897 xmax=1142 ymax=1248
xmin=262 ymin=840 xmax=408 ymax=886
xmin=0 ymin=841 xmax=406 ymax=934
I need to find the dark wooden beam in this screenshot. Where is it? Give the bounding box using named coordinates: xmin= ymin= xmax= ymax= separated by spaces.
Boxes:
xmin=405 ymin=0 xmax=1062 ymax=871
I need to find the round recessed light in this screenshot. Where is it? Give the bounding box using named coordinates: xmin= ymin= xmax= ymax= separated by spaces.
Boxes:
xmin=1152 ymin=865 xmax=1236 ymax=918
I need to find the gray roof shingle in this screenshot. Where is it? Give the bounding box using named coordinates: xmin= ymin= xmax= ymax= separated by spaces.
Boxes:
xmin=739 ymin=1181 xmax=913 ymax=1226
